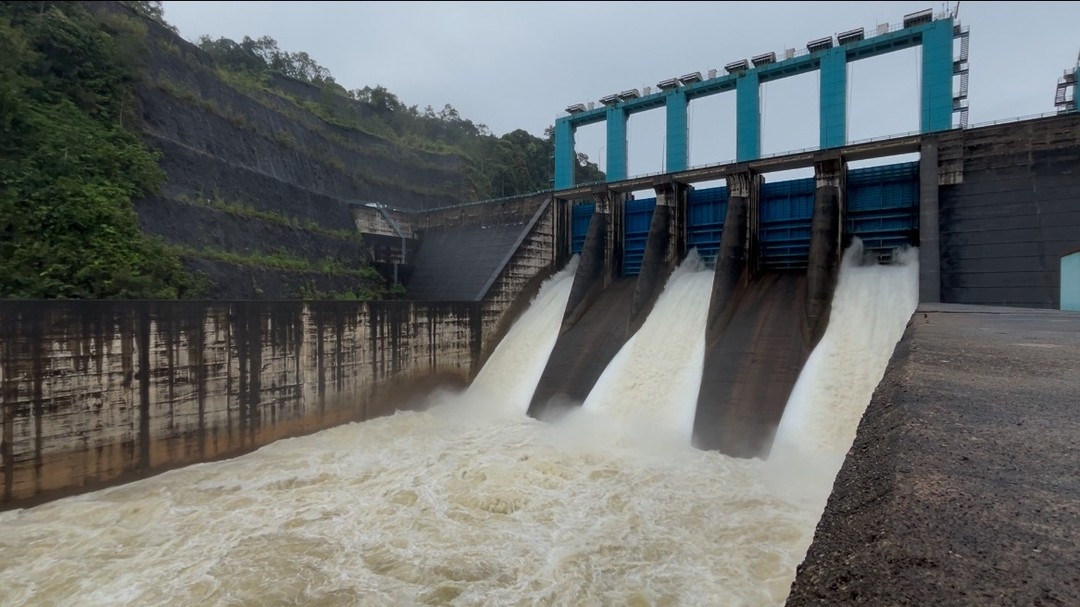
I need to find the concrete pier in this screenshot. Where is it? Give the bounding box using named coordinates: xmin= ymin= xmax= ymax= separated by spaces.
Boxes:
xmin=693 ymin=164 xmax=841 ymax=457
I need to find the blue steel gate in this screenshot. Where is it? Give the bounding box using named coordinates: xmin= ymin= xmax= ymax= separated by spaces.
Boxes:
xmin=570 ymin=202 xmax=594 ymax=255
xmin=687 ymin=186 xmax=729 ymax=266
xmin=759 ymin=177 xmax=816 ymax=270
xmin=623 ymin=197 xmax=656 ymax=276
xmin=846 ymin=162 xmax=919 ymax=256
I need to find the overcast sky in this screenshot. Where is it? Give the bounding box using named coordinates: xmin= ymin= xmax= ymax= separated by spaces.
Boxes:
xmin=162 ymin=1 xmax=1079 ymax=178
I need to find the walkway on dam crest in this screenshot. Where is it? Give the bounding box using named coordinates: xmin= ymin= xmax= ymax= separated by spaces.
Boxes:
xmin=788 ymin=304 xmax=1080 ymax=606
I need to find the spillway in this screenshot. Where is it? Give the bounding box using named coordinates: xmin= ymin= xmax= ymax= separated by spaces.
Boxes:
xmin=466 ymin=256 xmax=579 ymax=415
xmin=0 ymin=247 xmax=918 ymax=607
xmin=579 ymin=250 xmax=714 ymax=444
xmin=774 ymin=241 xmax=921 ymax=455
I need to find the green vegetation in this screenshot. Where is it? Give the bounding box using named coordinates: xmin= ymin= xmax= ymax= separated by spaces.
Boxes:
xmin=0 ymin=1 xmax=192 ymax=298
xmin=196 ymin=34 xmax=338 ymax=87
xmin=195 ymin=35 xmax=605 ymax=199
xmin=179 ymin=192 xmax=363 ymax=243
xmin=0 ymin=1 xmax=596 ymax=301
xmin=171 ymin=246 xmax=393 ymax=300
xmin=148 ymin=74 xmax=462 ymax=201
xmin=171 ymin=245 xmax=377 ymax=277
xmin=295 ymin=282 xmax=395 ymax=302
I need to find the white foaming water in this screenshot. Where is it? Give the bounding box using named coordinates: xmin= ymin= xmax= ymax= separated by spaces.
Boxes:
xmin=579 ymin=250 xmax=714 ymax=445
xmin=466 ymin=256 xmax=578 ymax=415
xmin=774 ymin=240 xmax=920 ymax=456
xmin=766 ymin=241 xmax=920 ymax=514
xmin=0 ymin=243 xmax=918 ymax=607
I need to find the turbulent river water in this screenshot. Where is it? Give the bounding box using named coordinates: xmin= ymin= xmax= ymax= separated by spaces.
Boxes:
xmin=0 ymin=242 xmax=919 ymax=607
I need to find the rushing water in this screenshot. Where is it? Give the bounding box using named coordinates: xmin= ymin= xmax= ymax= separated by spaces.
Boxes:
xmin=0 ymin=243 xmax=918 ymax=607
xmin=466 ymin=256 xmax=579 ymax=416
xmin=580 ymin=250 xmax=714 ymax=445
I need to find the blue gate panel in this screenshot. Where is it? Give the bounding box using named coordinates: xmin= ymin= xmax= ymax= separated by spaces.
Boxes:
xmin=623 ymin=197 xmax=656 ymax=276
xmin=571 ymin=202 xmax=595 ymax=254
xmin=847 ymin=162 xmax=919 ymax=255
xmin=687 ymin=186 xmax=729 ymax=266
xmin=760 ymin=177 xmax=816 ymax=270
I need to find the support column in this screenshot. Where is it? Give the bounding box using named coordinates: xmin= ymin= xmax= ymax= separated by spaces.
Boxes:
xmin=606 ymin=107 xmax=628 ymax=182
xmin=736 ymin=73 xmax=761 ymax=162
xmin=732 ymin=170 xmax=764 ymax=277
xmin=555 ymin=196 xmax=571 ymax=268
xmin=704 ymin=170 xmax=753 ymax=343
xmin=601 ymin=190 xmax=624 ymax=285
xmin=629 ymin=182 xmax=683 ymax=334
xmin=666 ymin=90 xmax=689 ymax=173
xmin=807 ymin=155 xmax=844 ymax=344
xmin=668 ymin=181 xmax=687 ymax=262
xmin=554 ymin=118 xmax=576 ymax=190
xmin=651 ymin=182 xmax=683 ymax=264
xmin=921 ymin=18 xmax=955 ymax=133
xmin=820 ymin=48 xmax=847 ymax=149
xmin=562 ymin=191 xmax=614 ymax=325
xmin=919 ymin=141 xmax=942 ymax=302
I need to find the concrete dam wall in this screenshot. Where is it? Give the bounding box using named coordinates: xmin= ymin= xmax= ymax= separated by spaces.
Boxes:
xmin=936 ymin=115 xmax=1080 ymax=308
xmin=0 ymin=300 xmax=478 ymax=507
xmin=4 ymin=113 xmax=1079 ymax=507
xmin=523 ymin=112 xmax=1080 ymax=458
xmin=529 ymin=164 xmax=843 ymax=459
xmin=0 ymin=194 xmax=560 ymax=509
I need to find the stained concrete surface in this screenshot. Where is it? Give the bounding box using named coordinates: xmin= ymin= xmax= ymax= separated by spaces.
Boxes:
xmin=787 ymin=304 xmax=1080 ymax=606
xmin=694 ymin=272 xmax=811 ymax=457
xmin=528 ymin=278 xmax=638 ymax=419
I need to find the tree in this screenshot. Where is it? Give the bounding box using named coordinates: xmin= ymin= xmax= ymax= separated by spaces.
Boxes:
xmin=0 ymin=2 xmax=191 ymax=298
xmin=122 ymin=1 xmax=171 ymax=29
xmin=196 ymin=29 xmax=590 ymax=200
xmin=197 ymin=34 xmax=337 ymax=86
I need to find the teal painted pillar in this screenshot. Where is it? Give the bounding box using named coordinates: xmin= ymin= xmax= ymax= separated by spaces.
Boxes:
xmin=736 ymin=72 xmax=761 ymax=161
xmin=554 ymin=118 xmax=576 ymax=190
xmin=1063 ymin=251 xmax=1080 ymax=311
xmin=606 ymin=106 xmax=628 ymax=182
xmin=921 ymin=18 xmax=954 ymax=133
xmin=820 ymin=48 xmax=847 ymax=149
xmin=665 ymin=90 xmax=689 ymax=173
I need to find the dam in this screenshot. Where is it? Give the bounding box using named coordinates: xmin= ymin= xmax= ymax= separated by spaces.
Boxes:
xmin=0 ymin=241 xmax=919 ymax=606
xmin=2 ymin=5 xmax=1080 ymax=605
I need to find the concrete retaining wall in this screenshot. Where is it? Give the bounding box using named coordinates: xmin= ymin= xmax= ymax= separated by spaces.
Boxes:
xmin=477 ymin=200 xmax=558 ymax=348
xmin=938 ymin=113 xmax=1080 ymax=308
xmin=0 ymin=300 xmax=480 ymax=508
xmin=0 ymin=188 xmax=562 ymax=510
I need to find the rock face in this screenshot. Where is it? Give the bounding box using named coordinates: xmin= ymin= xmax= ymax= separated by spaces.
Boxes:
xmin=108 ymin=3 xmax=472 ymax=298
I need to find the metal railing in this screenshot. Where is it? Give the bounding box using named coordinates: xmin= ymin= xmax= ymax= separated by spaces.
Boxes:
xmin=964 ymin=110 xmax=1064 ymax=130
xmin=347 ymin=187 xmax=556 ymax=215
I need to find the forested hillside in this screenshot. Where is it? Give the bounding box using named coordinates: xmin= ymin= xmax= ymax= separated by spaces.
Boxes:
xmin=0 ymin=1 xmax=601 ymax=299
xmin=194 ymin=33 xmax=605 ymax=200
xmin=0 ymin=1 xmax=191 ymax=298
